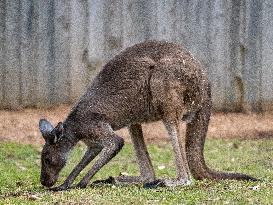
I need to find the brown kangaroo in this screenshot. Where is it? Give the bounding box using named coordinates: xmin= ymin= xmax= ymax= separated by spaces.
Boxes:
xmin=39 ymin=40 xmax=256 ymax=191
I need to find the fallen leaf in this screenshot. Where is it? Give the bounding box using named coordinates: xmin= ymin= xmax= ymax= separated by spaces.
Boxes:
xmin=158 ymin=165 xmax=166 ymax=170
xmin=28 ymin=194 xmax=41 ymax=200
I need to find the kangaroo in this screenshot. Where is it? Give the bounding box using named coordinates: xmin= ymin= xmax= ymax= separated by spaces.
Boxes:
xmin=39 ymin=40 xmax=257 ymax=191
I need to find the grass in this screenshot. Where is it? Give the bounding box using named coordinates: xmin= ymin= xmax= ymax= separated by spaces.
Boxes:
xmin=0 ymin=138 xmax=272 ymax=204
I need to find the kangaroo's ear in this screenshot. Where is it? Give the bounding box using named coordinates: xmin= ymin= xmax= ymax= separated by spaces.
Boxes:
xmin=39 ymin=119 xmax=55 ymax=143
xmin=54 ymin=122 xmax=64 ymax=137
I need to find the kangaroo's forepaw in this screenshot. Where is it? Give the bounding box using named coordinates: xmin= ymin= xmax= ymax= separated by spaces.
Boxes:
xmin=76 ymin=181 xmax=88 ymax=189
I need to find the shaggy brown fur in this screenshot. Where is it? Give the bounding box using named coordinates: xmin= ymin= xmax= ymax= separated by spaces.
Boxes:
xmin=39 ymin=40 xmax=256 ymax=191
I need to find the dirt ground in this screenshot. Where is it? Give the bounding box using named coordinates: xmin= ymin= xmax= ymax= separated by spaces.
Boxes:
xmin=1 ymin=105 xmax=273 ymax=145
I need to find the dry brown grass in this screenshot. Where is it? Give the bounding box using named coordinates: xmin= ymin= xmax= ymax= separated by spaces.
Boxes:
xmin=1 ymin=105 xmax=273 ymax=145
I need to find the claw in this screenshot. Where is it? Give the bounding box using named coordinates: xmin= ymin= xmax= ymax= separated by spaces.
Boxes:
xmin=75 ymin=181 xmax=89 ymax=189
xmin=76 ymin=184 xmax=87 ymax=189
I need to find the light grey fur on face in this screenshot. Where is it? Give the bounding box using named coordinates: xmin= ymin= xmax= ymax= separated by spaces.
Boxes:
xmin=39 ymin=40 xmax=257 ymax=191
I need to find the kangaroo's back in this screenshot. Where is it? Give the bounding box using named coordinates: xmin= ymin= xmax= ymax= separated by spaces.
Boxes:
xmin=67 ymin=41 xmax=208 ymax=130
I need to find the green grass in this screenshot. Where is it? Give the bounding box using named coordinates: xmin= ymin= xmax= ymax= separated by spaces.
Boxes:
xmin=0 ymin=139 xmax=272 ymax=204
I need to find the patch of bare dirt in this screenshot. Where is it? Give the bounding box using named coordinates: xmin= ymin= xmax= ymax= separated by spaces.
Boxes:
xmin=1 ymin=105 xmax=273 ymax=145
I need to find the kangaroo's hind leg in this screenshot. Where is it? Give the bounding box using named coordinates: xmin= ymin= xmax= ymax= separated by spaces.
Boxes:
xmin=95 ymin=123 xmax=156 ymax=185
xmin=116 ymin=123 xmax=156 ymax=184
xmin=144 ymin=119 xmax=191 ymax=188
xmin=165 ymin=120 xmax=190 ymax=180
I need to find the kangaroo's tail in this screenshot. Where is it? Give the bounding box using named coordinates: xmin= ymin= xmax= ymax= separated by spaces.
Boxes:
xmin=185 ymin=83 xmax=257 ymax=181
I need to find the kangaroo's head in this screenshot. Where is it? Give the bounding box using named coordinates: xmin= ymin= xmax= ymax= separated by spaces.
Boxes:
xmin=39 ymin=119 xmax=68 ymax=187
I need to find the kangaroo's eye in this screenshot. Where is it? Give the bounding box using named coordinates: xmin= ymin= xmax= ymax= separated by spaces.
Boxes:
xmin=45 ymin=158 xmax=51 ymax=164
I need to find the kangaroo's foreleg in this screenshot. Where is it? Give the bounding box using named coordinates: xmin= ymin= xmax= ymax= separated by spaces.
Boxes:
xmin=76 ymin=134 xmax=124 ymax=189
xmin=50 ymin=146 xmax=102 ymax=191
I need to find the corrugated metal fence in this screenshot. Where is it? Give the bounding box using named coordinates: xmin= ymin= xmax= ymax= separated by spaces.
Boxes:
xmin=1 ymin=0 xmax=273 ymax=111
